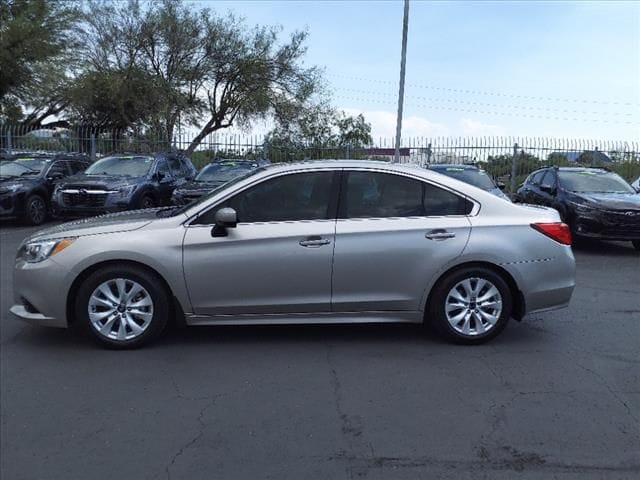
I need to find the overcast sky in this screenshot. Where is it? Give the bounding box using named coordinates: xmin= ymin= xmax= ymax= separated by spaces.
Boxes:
xmin=193 ymin=0 xmax=639 ymax=141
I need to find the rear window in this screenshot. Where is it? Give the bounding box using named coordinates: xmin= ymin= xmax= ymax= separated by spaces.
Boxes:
xmin=433 ymin=167 xmax=496 ymax=190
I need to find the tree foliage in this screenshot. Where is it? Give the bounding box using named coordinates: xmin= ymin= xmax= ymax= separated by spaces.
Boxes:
xmin=0 ymin=0 xmax=79 ymax=124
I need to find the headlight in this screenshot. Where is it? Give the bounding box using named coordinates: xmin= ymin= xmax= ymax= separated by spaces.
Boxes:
xmin=569 ymin=201 xmax=597 ymax=213
xmin=0 ymin=183 xmax=25 ymax=194
xmin=114 ymin=185 xmax=136 ymax=197
xmin=18 ymin=238 xmax=76 ymax=263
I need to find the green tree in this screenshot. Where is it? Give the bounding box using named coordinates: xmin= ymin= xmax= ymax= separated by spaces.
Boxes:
xmin=0 ymin=0 xmax=79 ymax=124
xmin=79 ymin=0 xmax=323 ymax=153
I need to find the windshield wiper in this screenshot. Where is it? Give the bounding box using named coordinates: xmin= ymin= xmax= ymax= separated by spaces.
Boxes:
xmin=155 ymin=206 xmax=181 ymax=218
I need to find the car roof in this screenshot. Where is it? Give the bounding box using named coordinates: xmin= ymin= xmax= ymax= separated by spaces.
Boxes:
xmin=429 ymin=164 xmax=480 ymax=171
xmin=556 ymin=166 xmax=610 ymax=173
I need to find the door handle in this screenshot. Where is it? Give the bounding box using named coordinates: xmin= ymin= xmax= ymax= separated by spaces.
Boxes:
xmin=299 ymin=236 xmax=331 ymax=247
xmin=425 ymin=229 xmax=456 ymax=241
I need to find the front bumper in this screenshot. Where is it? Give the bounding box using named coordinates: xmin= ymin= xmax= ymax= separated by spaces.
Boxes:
xmin=572 ymin=212 xmax=640 ymax=241
xmin=0 ymin=191 xmax=25 ymax=219
xmin=9 ymin=305 xmax=64 ymax=328
xmin=11 ymin=257 xmax=72 ymax=328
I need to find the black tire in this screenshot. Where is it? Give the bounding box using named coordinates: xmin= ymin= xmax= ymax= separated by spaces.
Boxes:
xmin=427 ymin=267 xmax=512 ymax=345
xmin=24 ymin=194 xmax=47 ymax=225
xmin=139 ymin=194 xmax=155 ymax=209
xmin=632 ymin=240 xmax=640 ymax=251
xmin=75 ymin=265 xmax=170 ymax=349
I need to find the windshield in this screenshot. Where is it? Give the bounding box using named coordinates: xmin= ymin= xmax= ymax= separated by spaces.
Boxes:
xmin=433 ymin=167 xmax=496 ymax=190
xmin=158 ymin=166 xmax=267 ymax=217
xmin=196 ymin=162 xmax=257 ymax=182
xmin=85 ymin=156 xmax=154 ymax=176
xmin=0 ymin=158 xmax=48 ymax=177
xmin=559 ymin=170 xmax=635 ymax=194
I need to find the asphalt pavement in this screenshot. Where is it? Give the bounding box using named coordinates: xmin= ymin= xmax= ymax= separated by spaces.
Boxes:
xmin=1 ymin=223 xmax=638 ymax=479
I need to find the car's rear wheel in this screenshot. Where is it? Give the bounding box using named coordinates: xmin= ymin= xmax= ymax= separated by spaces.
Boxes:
xmin=428 ymin=267 xmax=512 ymax=344
xmin=632 ymin=240 xmax=640 ymax=251
xmin=75 ymin=265 xmax=169 ymax=349
xmin=139 ymin=194 xmax=155 ymax=209
xmin=24 ymin=194 xmax=47 ymax=225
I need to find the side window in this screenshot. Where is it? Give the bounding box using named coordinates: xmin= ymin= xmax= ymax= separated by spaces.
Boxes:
xmin=167 ymin=156 xmax=182 ymax=177
xmin=196 ymin=171 xmax=335 ymax=224
xmin=342 ymin=171 xmax=471 ymax=218
xmin=47 ymin=161 xmax=70 ymax=177
xmin=529 ymin=170 xmax=546 ymax=186
xmin=540 ymin=170 xmax=557 ymax=189
xmin=68 ymin=160 xmax=88 ymax=174
xmin=155 ymin=159 xmax=171 ymax=178
xmin=180 ymin=157 xmax=196 ymax=177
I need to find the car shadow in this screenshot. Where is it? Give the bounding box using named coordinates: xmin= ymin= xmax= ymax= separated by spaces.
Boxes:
xmin=572 ymin=238 xmax=638 ymax=256
xmin=11 ymin=319 xmax=550 ymax=351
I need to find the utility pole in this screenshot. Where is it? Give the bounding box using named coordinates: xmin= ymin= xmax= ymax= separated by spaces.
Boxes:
xmin=394 ymin=0 xmax=410 ymax=163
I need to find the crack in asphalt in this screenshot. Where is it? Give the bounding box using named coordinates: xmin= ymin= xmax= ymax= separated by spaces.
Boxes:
xmin=575 ymin=361 xmax=639 ymax=425
xmin=327 ymin=450 xmax=640 ymax=474
xmin=164 ymin=394 xmax=223 ymax=480
xmin=325 ymin=343 xmax=375 ymax=479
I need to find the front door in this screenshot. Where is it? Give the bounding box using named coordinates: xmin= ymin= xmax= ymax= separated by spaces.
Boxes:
xmin=182 ymin=170 xmax=339 ymax=315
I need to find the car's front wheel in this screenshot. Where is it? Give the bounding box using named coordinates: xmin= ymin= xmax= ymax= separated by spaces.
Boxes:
xmin=427 ymin=267 xmax=512 ymax=344
xmin=75 ymin=265 xmax=169 ymax=349
xmin=24 ymin=194 xmax=47 ymax=225
xmin=139 ymin=194 xmax=155 ymax=209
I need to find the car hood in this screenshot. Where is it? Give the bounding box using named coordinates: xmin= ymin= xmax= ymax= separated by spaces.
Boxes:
xmin=572 ymin=192 xmax=640 ymax=210
xmin=27 ymin=209 xmax=161 ymax=242
xmin=58 ymin=174 xmax=145 ymax=190
xmin=174 ymin=180 xmax=225 ymax=194
xmin=0 ymin=175 xmax=40 ymax=188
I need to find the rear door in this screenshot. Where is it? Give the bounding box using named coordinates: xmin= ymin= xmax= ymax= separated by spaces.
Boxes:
xmin=331 ymin=170 xmax=473 ymax=313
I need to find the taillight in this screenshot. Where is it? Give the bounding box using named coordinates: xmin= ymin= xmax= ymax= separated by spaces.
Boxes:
xmin=531 ymin=222 xmax=572 ymax=245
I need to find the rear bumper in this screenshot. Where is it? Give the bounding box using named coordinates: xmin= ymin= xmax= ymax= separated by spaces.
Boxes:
xmin=502 ymin=247 xmax=576 ymax=317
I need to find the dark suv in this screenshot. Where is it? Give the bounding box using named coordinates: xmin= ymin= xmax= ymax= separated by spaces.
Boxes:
xmin=171 ymin=159 xmax=266 ymax=205
xmin=0 ymin=152 xmax=91 ymax=225
xmin=52 ymin=152 xmax=196 ymax=217
xmin=515 ymin=166 xmax=640 ymax=250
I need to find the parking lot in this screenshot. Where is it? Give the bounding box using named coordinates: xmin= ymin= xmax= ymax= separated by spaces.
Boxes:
xmin=0 ymin=223 xmax=638 ymax=479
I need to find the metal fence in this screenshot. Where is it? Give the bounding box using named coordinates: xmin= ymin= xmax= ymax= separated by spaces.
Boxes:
xmin=1 ymin=125 xmax=638 ymax=194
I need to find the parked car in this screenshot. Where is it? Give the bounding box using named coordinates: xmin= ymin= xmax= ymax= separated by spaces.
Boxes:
xmin=0 ymin=152 xmax=91 ymax=225
xmin=515 ymin=166 xmax=640 ymax=250
xmin=632 ymin=176 xmax=640 ymax=193
xmin=51 ymin=152 xmax=196 ymax=217
xmin=171 ymin=159 xmax=264 ymax=205
xmin=11 ymin=160 xmax=576 ymax=349
xmin=428 ymin=164 xmax=511 ymax=201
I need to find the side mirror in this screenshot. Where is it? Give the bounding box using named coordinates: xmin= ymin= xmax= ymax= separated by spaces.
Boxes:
xmin=497 ymin=182 xmax=506 ymax=191
xmin=211 ymin=207 xmax=237 ymax=237
xmin=48 ymin=172 xmax=64 ymax=181
xmin=154 ymin=172 xmax=165 ymax=181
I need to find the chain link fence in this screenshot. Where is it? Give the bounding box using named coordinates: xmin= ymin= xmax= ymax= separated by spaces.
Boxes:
xmin=1 ymin=125 xmax=638 ymax=194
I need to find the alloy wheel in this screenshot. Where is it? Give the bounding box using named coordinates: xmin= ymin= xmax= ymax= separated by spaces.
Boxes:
xmin=445 ymin=277 xmax=503 ymax=336
xmin=88 ymin=278 xmax=154 ymax=341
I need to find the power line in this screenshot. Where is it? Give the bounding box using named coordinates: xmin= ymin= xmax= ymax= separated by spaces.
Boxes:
xmin=334 ymin=95 xmax=640 ymax=125
xmin=336 ymin=88 xmax=635 ymax=117
xmin=327 ymin=72 xmax=640 ymax=107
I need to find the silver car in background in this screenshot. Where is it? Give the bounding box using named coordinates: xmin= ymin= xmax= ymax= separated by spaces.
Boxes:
xmin=10 ymin=161 xmax=576 ymax=348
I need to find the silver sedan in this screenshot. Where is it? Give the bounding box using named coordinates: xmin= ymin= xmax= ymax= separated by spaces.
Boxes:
xmin=10 ymin=161 xmax=576 ymax=348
